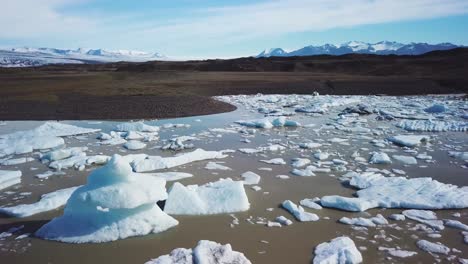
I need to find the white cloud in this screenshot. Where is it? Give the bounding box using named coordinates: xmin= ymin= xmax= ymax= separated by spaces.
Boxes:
xmin=0 ymin=0 xmax=95 ymax=39
xmin=130 ymin=0 xmax=468 ymax=43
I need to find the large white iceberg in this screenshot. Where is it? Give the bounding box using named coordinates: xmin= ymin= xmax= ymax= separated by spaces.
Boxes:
xmin=313 ymin=236 xmax=362 ymax=264
xmin=145 ymin=240 xmax=251 ymax=264
xmin=164 ymin=178 xmax=250 ymax=215
xmin=0 ymin=170 xmax=22 ymax=190
xmin=0 ymin=186 xmax=80 ymax=217
xmin=0 ymin=122 xmax=100 ymax=157
xmin=35 ymin=155 xmax=178 ymax=243
xmin=132 ymin=148 xmax=227 ymax=172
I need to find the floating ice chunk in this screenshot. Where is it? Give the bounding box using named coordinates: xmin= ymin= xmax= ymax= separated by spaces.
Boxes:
xmin=291 ymin=167 xmax=316 ymax=177
xmin=36 ymin=155 xmax=178 ymax=243
xmin=389 ymin=214 xmax=406 ymax=221
xmin=397 ymin=120 xmax=467 ymax=132
xmin=132 ymin=149 xmax=227 ymax=172
xmin=49 ymin=152 xmax=88 ymax=170
xmin=0 ymin=122 xmax=99 ymax=157
xmin=276 ymin=216 xmax=293 ymax=226
xmin=299 ymin=142 xmax=322 ymax=149
xmin=313 ymin=236 xmax=362 ymax=264
xmin=146 ymin=248 xmax=192 ymax=264
xmin=204 ymin=161 xmax=231 ymax=171
xmin=320 ymin=196 xmax=378 ymax=212
xmin=369 ymin=152 xmax=392 ymax=164
xmin=271 ymin=117 xmax=301 ymax=127
xmin=136 ymin=172 xmax=193 ymax=182
xmin=378 ymin=247 xmax=417 ymax=258
xmin=392 ymin=155 xmax=417 ymax=165
xmin=115 ymin=122 xmax=159 ymax=132
xmin=162 ymin=136 xmax=197 ymax=151
xmin=339 ymin=214 xmax=388 ymax=227
xmin=0 ymin=170 xmax=22 ymax=190
xmin=164 ymin=178 xmax=249 ymax=215
xmin=388 ymin=135 xmax=430 ymax=147
xmin=299 ymin=199 xmax=322 ymax=210
xmin=327 ymin=173 xmax=468 ymax=212
xmin=314 ymin=152 xmax=330 ymax=161
xmin=404 ymin=209 xmax=445 ymax=230
xmin=123 ymin=140 xmax=147 ymax=150
xmin=238 ymin=148 xmax=262 ymax=154
xmin=241 ymin=171 xmax=261 ymax=185
xmin=260 ymin=144 xmax=286 ymax=152
xmin=282 ymin=200 xmax=319 ymax=222
xmin=0 ymin=186 xmax=80 ymax=217
xmin=448 ymin=151 xmax=468 ymax=161
xmin=260 ymin=158 xmax=286 ymax=165
xmin=416 ymin=240 xmax=450 ymax=255
xmin=86 ymin=155 xmax=111 ymax=166
xmin=1 ymin=157 xmax=34 ymax=166
xmin=235 ymin=119 xmax=273 ymax=129
xmin=41 ymin=147 xmax=88 ymax=162
xmin=146 ymin=240 xmax=251 ymax=264
xmin=424 ymin=104 xmax=447 ymax=113
xmin=292 ymin=158 xmax=311 ymax=168
xmin=444 ymin=219 xmax=468 ymax=231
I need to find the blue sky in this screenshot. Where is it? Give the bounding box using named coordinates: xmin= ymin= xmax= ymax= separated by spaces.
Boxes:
xmin=1 ymin=0 xmax=468 ymax=59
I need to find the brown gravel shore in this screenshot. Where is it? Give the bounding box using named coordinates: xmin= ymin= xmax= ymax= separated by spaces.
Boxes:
xmin=0 ymin=48 xmax=467 ymax=120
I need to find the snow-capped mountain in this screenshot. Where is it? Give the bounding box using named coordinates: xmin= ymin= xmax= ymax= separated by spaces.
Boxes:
xmin=257 ymin=41 xmax=459 ymax=57
xmin=0 ymin=47 xmax=168 ymax=67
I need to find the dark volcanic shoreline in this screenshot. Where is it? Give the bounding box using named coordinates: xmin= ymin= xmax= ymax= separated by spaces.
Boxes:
xmin=0 ymin=48 xmax=467 ymax=120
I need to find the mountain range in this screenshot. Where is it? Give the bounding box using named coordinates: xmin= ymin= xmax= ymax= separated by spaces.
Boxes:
xmin=0 ymin=47 xmax=167 ymax=67
xmin=257 ymin=41 xmax=460 ymax=57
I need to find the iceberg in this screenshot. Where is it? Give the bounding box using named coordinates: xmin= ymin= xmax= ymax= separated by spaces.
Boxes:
xmin=313 ymin=236 xmax=362 ymax=264
xmin=0 ymin=186 xmax=80 ymax=217
xmin=164 ymin=178 xmax=250 ymax=215
xmin=36 ymin=155 xmax=178 ymax=243
xmin=145 ymin=240 xmax=251 ymax=264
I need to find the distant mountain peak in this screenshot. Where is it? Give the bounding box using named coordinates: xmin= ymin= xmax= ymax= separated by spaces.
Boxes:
xmin=256 ymin=41 xmax=459 ymax=57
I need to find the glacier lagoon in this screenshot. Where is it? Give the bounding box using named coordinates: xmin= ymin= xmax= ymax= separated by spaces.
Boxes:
xmin=0 ymin=94 xmax=467 ymax=263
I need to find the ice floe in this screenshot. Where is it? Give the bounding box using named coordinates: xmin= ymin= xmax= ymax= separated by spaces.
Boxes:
xmin=397 ymin=120 xmax=467 ymax=132
xmin=322 ymin=173 xmax=468 ymax=212
xmin=0 ymin=122 xmax=99 ymax=157
xmin=388 ymin=135 xmax=430 ymax=147
xmin=313 ymin=236 xmax=362 ymax=264
xmin=416 ymin=240 xmax=450 ymax=255
xmin=0 ymin=186 xmax=80 ymax=217
xmin=164 ymin=178 xmax=249 ymax=215
xmin=241 ymin=171 xmax=261 ymax=185
xmin=132 ymin=148 xmax=227 ymax=172
xmin=0 ymin=170 xmax=22 ymax=190
xmin=145 ymin=240 xmax=251 ymax=264
xmin=282 ymin=200 xmax=319 ymax=222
